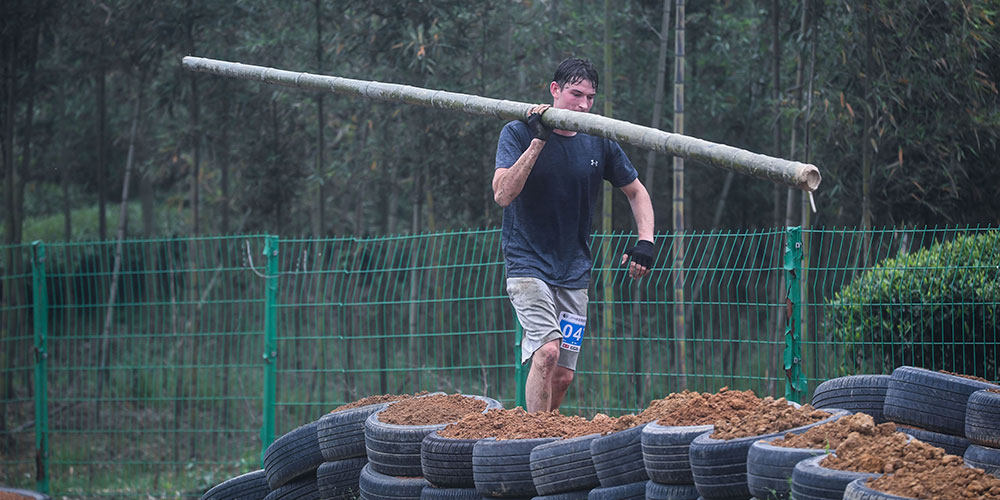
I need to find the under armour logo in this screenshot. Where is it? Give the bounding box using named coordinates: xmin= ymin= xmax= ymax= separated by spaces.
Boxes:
xmin=590 ymin=159 xmax=599 ymax=168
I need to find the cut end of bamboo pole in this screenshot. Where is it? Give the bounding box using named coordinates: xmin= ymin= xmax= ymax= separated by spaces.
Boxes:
xmin=801 ymin=165 xmax=822 ymax=192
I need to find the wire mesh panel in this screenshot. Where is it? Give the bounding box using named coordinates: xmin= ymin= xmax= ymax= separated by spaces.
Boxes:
xmin=36 ymin=236 xmax=267 ymax=497
xmin=0 ymin=243 xmax=35 ymax=485
xmin=0 ymin=227 xmax=997 ymax=498
xmin=803 ymin=226 xmax=1000 ymax=388
xmin=575 ymin=229 xmax=789 ymax=416
xmin=273 ymin=230 xmax=514 ymax=433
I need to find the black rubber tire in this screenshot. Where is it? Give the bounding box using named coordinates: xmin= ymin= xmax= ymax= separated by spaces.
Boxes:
xmin=895 ymin=424 xmax=970 ymax=456
xmin=746 ymin=440 xmax=829 ymax=500
xmin=473 ymin=437 xmax=558 ymax=498
xmin=811 ymin=375 xmax=890 ymax=423
xmin=641 ymin=423 xmax=714 ymax=485
xmin=790 ymin=454 xmax=880 ymax=500
xmin=359 ymin=463 xmax=429 ymax=500
xmin=420 ymin=485 xmax=483 ymax=500
xmin=319 ymin=402 xmax=393 ymax=461
xmin=530 ymin=433 xmax=601 ymax=495
xmin=317 ymin=456 xmax=368 ymax=500
xmin=882 ymin=365 xmax=999 ymax=436
xmin=966 ymin=389 xmax=1000 ymax=448
xmin=366 ymin=395 xmax=501 ymax=477
xmin=530 ymin=490 xmax=591 ymax=500
xmin=842 ymin=477 xmax=914 ymax=499
xmin=421 ymin=431 xmax=480 ymax=488
xmin=645 ymin=481 xmax=700 ymax=500
xmin=964 ymin=444 xmax=1000 ymax=477
xmin=586 ymin=480 xmax=646 ymax=500
xmin=264 ymin=473 xmax=321 ymax=500
xmin=264 ymin=421 xmax=326 ymax=490
xmin=590 ymin=424 xmax=649 ymax=487
xmin=201 ymin=469 xmax=269 ymax=500
xmin=689 ymin=410 xmax=844 ymax=500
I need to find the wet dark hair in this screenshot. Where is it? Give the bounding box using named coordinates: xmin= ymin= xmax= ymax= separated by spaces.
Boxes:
xmin=553 ymin=58 xmax=599 ymax=92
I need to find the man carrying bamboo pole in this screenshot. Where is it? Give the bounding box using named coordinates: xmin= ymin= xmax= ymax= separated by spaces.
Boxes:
xmin=493 ymin=58 xmax=655 ymax=412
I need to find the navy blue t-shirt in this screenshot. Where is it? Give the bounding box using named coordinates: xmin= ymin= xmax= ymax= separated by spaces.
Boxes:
xmin=495 ymin=120 xmax=638 ymax=288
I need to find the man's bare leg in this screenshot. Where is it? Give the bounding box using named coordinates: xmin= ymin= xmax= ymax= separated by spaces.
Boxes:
xmin=525 ymin=340 xmax=560 ymax=412
xmin=548 ymin=365 xmax=575 ymax=411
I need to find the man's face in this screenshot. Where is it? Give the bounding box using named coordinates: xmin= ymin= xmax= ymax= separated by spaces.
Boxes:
xmin=550 ymin=79 xmax=596 ymax=113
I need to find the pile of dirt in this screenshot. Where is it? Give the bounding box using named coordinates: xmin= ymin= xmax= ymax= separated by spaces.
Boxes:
xmin=821 ymin=427 xmax=944 ymax=474
xmin=376 ymin=394 xmax=487 ymax=425
xmin=0 ymin=493 xmax=32 ymax=500
xmin=710 ymin=396 xmax=830 ymax=440
xmin=770 ymin=412 xmax=899 ymax=450
xmin=439 ymin=407 xmax=637 ymax=440
xmin=330 ymin=391 xmax=429 ymax=413
xmin=809 ymin=414 xmax=1000 ymax=498
xmin=634 ymin=388 xmax=759 ymax=426
xmin=939 ymin=370 xmax=993 ymax=384
xmin=867 ymin=456 xmax=1000 ymax=499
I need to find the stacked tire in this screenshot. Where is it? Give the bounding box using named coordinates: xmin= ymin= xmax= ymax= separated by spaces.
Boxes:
xmin=529 ymin=433 xmax=603 ymax=499
xmin=587 ymin=424 xmax=650 ymax=500
xmin=811 ymin=374 xmax=890 ymax=423
xmin=688 ymin=407 xmax=844 ymax=500
xmin=790 ymin=454 xmax=881 ymax=500
xmin=883 ymin=366 xmax=997 ymax=457
xmin=640 ymin=422 xmax=709 ymax=500
xmin=317 ymin=401 xmax=394 ymax=500
xmin=363 ymin=394 xmax=501 ymax=500
xmin=964 ymin=388 xmax=1000 ymax=478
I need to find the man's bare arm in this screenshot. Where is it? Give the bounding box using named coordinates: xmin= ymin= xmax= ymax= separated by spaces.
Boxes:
xmin=493 ymin=138 xmax=545 ymax=207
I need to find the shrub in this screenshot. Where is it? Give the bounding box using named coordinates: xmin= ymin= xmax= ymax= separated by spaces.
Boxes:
xmin=826 ymin=231 xmax=999 ymax=378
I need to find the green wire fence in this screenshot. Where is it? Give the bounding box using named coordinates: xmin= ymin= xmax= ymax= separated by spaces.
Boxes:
xmin=1 ymin=226 xmax=996 ymax=498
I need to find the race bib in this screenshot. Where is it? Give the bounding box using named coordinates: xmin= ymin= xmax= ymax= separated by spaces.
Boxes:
xmin=559 ymin=311 xmax=586 ymax=352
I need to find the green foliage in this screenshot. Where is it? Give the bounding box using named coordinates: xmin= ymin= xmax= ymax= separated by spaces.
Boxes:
xmin=826 ymin=231 xmax=1000 ymax=377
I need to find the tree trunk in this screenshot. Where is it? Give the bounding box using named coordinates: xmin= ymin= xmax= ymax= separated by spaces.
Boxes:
xmin=600 ymin=0 xmax=614 ymax=408
xmin=644 ymin=0 xmax=672 ymax=214
xmin=0 ymin=13 xmax=18 ymax=455
xmin=862 ymin=0 xmax=875 ymax=261
xmin=768 ymin=0 xmax=783 ymax=398
xmin=97 ymin=38 xmax=107 ymax=241
xmin=96 ymin=77 xmax=143 ymax=423
xmin=672 ymin=0 xmax=687 ymax=390
xmin=313 ymin=0 xmax=325 ymax=237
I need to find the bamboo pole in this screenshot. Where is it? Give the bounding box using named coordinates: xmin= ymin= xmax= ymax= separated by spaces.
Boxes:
xmin=182 ymin=56 xmax=821 ymax=192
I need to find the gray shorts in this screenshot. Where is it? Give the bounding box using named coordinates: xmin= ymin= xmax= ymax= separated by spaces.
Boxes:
xmin=506 ymin=277 xmax=589 ymax=371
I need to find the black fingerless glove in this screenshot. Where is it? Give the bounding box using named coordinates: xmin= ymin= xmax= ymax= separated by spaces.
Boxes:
xmin=525 ymin=112 xmax=552 ymax=141
xmin=624 ymin=240 xmax=655 ymax=268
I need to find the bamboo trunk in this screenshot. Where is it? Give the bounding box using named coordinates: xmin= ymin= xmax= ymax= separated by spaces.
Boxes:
xmin=182 ymin=56 xmax=821 ymax=192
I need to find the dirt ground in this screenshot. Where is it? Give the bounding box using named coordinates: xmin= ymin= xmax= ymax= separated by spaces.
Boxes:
xmin=376 ymin=394 xmax=488 ymax=425
xmin=330 ymin=391 xmax=428 ymax=413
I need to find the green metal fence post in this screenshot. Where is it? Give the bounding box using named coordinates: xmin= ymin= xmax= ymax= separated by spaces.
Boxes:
xmin=30 ymin=241 xmax=50 ymax=494
xmin=514 ymin=313 xmax=527 ymax=409
xmin=260 ymin=236 xmax=279 ymax=465
xmin=783 ymin=227 xmax=806 ymax=402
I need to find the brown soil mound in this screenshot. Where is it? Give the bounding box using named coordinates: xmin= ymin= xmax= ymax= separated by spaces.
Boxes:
xmin=0 ymin=493 xmax=33 ymax=500
xmin=439 ymin=407 xmax=638 ymax=440
xmin=330 ymin=391 xmax=428 ymax=413
xmin=376 ymin=393 xmax=487 ymax=425
xmin=821 ymin=428 xmax=943 ymax=474
xmin=770 ymin=412 xmax=899 ymax=450
xmin=866 ymin=453 xmax=1000 ymax=499
xmin=940 ymin=370 xmax=994 ymax=384
xmin=710 ymin=396 xmax=830 ymax=440
xmin=635 ymin=388 xmax=760 ymax=426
